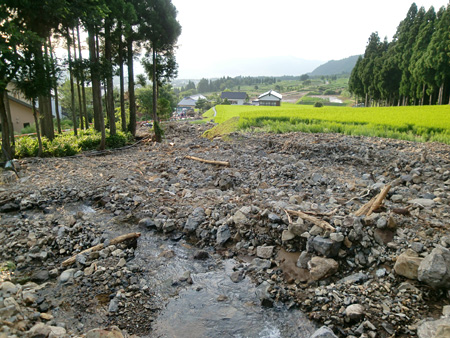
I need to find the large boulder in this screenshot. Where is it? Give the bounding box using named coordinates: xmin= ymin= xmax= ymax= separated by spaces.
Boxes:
xmin=418 ymin=246 xmax=450 ymax=289
xmin=394 ymin=249 xmax=423 ymax=280
xmin=417 ymin=318 xmax=450 ymax=338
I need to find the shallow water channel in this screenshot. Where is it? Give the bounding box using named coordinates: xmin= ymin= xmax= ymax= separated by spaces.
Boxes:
xmin=133 ymin=230 xmax=317 ymax=338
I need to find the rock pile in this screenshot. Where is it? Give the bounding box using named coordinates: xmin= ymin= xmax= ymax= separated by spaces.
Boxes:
xmin=1 ymin=122 xmax=450 ymax=337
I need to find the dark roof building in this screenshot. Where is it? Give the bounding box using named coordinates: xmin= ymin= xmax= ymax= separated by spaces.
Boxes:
xmin=220 ymin=92 xmax=247 ymax=105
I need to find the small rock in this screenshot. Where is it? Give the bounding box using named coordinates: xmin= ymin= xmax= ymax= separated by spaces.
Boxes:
xmin=86 ymin=327 xmax=124 ymax=338
xmin=394 ymin=249 xmax=423 ymax=280
xmin=282 ymin=230 xmax=295 ymax=241
xmin=256 ymin=246 xmax=274 ymax=259
xmin=216 ymin=224 xmax=231 ymax=245
xmin=345 ymin=304 xmax=365 ymax=321
xmin=230 ymin=270 xmax=245 ymax=283
xmin=297 ymin=251 xmax=312 ymax=269
xmin=59 ymin=268 xmax=75 ymax=284
xmin=312 ymin=236 xmax=341 ymax=258
xmin=310 ymin=326 xmax=338 ymax=338
xmin=193 ymin=250 xmax=209 ymax=260
xmin=308 ymin=257 xmax=339 ymax=281
xmin=408 ymin=198 xmax=435 ymax=208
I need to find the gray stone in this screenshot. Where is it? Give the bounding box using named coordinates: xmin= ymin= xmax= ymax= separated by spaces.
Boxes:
xmin=309 ymin=326 xmax=338 ymax=338
xmin=251 ymin=258 xmax=271 ymax=270
xmin=394 ymin=249 xmax=423 ymax=280
xmin=337 ymin=272 xmax=369 ymax=284
xmin=408 ymin=198 xmax=435 ymax=208
xmin=418 ymin=246 xmax=450 ymax=289
xmin=288 ymin=220 xmax=307 ymax=236
xmin=230 ymin=270 xmax=245 ymax=283
xmin=256 ymin=245 xmax=274 ymax=259
xmin=268 ymin=213 xmax=282 ymax=223
xmin=59 ymin=268 xmax=75 ymax=284
xmin=216 ymin=224 xmax=231 ymax=245
xmin=232 ymin=210 xmax=248 ymax=225
xmin=184 ymin=207 xmax=205 ymax=232
xmin=1 ymin=281 xmax=18 ymax=295
xmin=138 ymin=218 xmax=156 ymax=228
xmin=312 ymin=236 xmax=341 ymax=257
xmin=297 ymin=251 xmax=312 ymax=269
xmin=31 ymin=270 xmax=50 ymax=282
xmin=411 ymin=242 xmax=424 ymax=253
xmin=86 ymin=327 xmax=124 ymax=338
xmin=282 ymin=230 xmax=295 ymax=241
xmin=108 ymin=297 xmax=120 ymax=313
xmin=329 ymin=232 xmax=344 ymax=242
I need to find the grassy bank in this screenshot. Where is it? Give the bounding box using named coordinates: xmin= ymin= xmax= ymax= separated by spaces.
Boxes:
xmin=204 ymin=104 xmax=450 ymax=144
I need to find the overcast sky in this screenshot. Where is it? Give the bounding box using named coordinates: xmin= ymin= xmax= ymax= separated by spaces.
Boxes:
xmin=170 ymin=0 xmax=449 ymax=79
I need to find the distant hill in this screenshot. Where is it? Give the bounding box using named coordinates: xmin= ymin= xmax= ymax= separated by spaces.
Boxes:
xmin=309 ymin=55 xmax=360 ymax=76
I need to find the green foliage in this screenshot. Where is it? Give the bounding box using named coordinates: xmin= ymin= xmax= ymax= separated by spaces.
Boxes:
xmin=14 ymin=129 xmax=132 ymax=158
xmin=20 ymin=124 xmax=37 ymax=134
xmin=314 ymin=102 xmax=324 ymax=107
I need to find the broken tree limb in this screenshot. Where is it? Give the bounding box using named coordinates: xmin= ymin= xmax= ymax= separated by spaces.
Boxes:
xmin=61 ymin=232 xmax=141 ymax=267
xmin=354 ymin=184 xmax=392 ymax=217
xmin=367 ymin=184 xmax=391 ymax=216
xmin=286 ymin=209 xmax=335 ymax=232
xmin=354 ymin=195 xmax=377 ymax=217
xmin=185 ymin=155 xmax=230 ymax=167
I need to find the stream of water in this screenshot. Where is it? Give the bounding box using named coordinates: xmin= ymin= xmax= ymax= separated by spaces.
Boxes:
xmin=134 ymin=231 xmax=317 ymax=338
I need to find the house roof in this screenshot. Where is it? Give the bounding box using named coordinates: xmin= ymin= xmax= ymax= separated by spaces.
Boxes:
xmin=221 ymin=92 xmax=247 ymax=100
xmin=177 ymin=94 xmax=207 ymax=106
xmin=258 ymin=90 xmax=282 ymax=100
xmin=7 ymin=94 xmax=34 ymax=110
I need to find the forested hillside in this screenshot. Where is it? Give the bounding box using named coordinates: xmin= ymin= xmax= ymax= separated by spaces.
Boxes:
xmin=309 ymin=55 xmax=360 ymax=76
xmin=349 ymin=3 xmax=450 ymax=107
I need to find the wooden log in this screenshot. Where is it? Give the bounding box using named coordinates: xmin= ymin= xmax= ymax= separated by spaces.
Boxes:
xmin=354 ymin=195 xmax=377 ymax=217
xmin=286 ymin=209 xmax=335 ymax=232
xmin=61 ymin=232 xmax=141 ymax=267
xmin=185 ymin=155 xmax=230 ymax=167
xmin=367 ymin=184 xmax=391 ymax=216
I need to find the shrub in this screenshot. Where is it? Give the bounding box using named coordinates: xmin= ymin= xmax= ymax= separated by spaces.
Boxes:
xmin=314 ymin=102 xmax=324 ymax=107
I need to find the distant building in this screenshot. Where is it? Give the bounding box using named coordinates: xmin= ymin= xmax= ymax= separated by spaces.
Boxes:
xmin=220 ymin=92 xmax=247 ymax=105
xmin=176 ymin=94 xmax=207 ymax=114
xmin=257 ymin=90 xmax=282 ymax=106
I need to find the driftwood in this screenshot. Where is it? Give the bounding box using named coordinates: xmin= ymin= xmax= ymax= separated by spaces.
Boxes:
xmin=61 ymin=232 xmax=141 ymax=267
xmin=354 ymin=184 xmax=391 ymax=217
xmin=185 ymin=155 xmax=230 ymax=167
xmin=286 ymin=209 xmax=336 ymax=232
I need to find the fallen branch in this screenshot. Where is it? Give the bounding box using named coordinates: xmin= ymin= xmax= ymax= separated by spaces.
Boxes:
xmin=185 ymin=155 xmax=230 ymax=167
xmin=367 ymin=184 xmax=391 ymax=216
xmin=62 ymin=232 xmax=141 ymax=267
xmin=286 ymin=209 xmax=335 ymax=232
xmin=354 ymin=184 xmax=391 ymax=217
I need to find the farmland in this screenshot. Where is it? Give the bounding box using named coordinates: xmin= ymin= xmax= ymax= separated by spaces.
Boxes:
xmin=203 ymin=104 xmax=450 ymax=144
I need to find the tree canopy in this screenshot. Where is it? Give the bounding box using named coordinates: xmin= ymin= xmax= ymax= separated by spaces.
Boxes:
xmin=349 ymin=3 xmax=450 ymax=106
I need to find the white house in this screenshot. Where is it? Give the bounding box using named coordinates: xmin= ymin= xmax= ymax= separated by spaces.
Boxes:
xmin=177 ymin=94 xmax=207 ymax=113
xmin=257 ymin=90 xmax=282 ymax=106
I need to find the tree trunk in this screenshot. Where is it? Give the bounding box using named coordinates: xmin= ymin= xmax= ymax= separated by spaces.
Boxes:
xmin=0 ymin=90 xmax=13 ymax=161
xmin=364 ymin=93 xmax=368 ymax=108
xmin=32 ymin=99 xmax=43 ymax=157
xmin=105 ymin=19 xmax=116 ymax=136
xmin=72 ymin=28 xmax=84 ymax=130
xmin=39 ymin=43 xmax=55 ymax=140
xmin=421 ymin=84 xmax=426 ymax=106
xmin=88 ymin=25 xmax=105 ymax=149
xmin=67 ymin=30 xmax=78 ymax=136
xmin=152 ymin=48 xmax=162 ymax=143
xmin=118 ymin=34 xmax=126 ymax=133
xmin=4 ymin=91 xmax=14 ymax=151
xmin=438 ymin=83 xmax=444 ymax=105
xmin=48 ymin=37 xmax=62 ymax=134
xmin=127 ymin=38 xmax=136 ymax=137
xmin=77 ymin=23 xmax=88 ymax=129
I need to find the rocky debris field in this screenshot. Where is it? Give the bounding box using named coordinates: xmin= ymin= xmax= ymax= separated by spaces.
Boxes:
xmin=1 ymin=122 xmax=450 ymax=338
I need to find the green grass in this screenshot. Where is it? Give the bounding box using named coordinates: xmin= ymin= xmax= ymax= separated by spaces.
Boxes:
xmin=203 ymin=104 xmax=450 ymax=144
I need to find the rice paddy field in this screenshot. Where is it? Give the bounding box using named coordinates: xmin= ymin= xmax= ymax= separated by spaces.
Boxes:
xmin=203 ymin=103 xmax=450 ymax=144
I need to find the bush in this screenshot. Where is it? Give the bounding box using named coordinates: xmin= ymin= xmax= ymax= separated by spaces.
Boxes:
xmin=20 ymin=124 xmax=36 ymax=135
xmin=314 ymin=102 xmax=324 ymax=107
